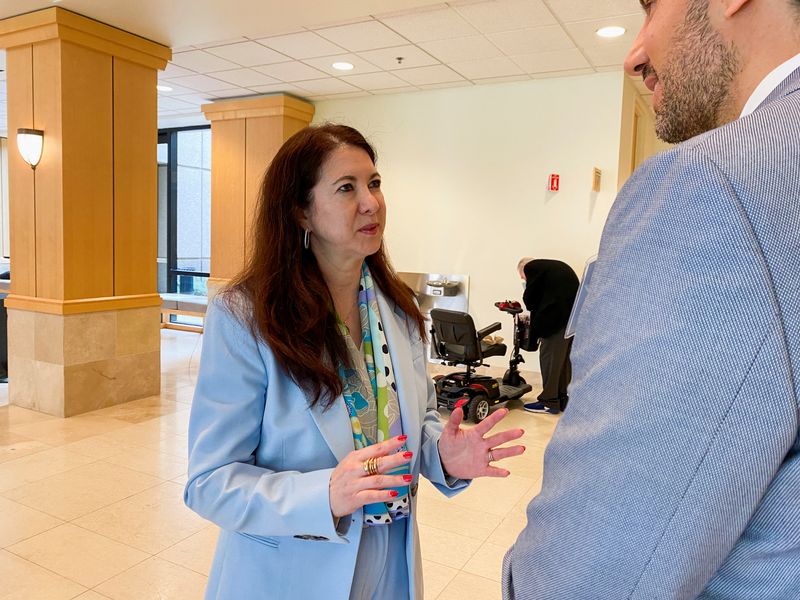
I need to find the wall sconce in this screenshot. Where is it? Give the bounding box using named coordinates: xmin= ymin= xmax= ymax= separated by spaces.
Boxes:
xmin=17 ymin=128 xmax=44 ymax=169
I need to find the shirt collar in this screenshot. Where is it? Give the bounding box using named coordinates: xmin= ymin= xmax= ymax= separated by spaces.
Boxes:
xmin=740 ymin=52 xmax=800 ymax=117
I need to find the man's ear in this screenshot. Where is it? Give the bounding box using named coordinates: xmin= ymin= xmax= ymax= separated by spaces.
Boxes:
xmin=724 ymin=0 xmax=752 ymax=18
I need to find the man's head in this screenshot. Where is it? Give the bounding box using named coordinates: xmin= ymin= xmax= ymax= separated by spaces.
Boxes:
xmin=624 ymin=0 xmax=740 ymax=143
xmin=624 ymin=0 xmax=800 ymax=144
xmin=518 ymin=257 xmax=534 ymax=281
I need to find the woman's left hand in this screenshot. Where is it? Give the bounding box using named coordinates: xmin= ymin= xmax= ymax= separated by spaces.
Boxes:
xmin=438 ymin=401 xmax=526 ymax=479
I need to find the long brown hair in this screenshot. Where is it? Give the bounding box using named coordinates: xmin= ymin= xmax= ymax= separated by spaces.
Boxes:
xmin=224 ymin=123 xmax=425 ymax=409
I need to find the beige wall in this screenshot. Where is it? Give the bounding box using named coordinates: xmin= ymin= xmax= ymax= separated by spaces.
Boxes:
xmin=314 ymin=71 xmax=625 ymax=367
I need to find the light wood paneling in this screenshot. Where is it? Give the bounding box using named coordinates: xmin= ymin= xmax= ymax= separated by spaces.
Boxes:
xmin=32 ymin=39 xmax=65 ymax=300
xmin=5 ymin=293 xmax=162 ymax=315
xmin=61 ymin=41 xmax=114 ymax=300
xmin=6 ymin=45 xmax=36 ymax=297
xmin=114 ymin=58 xmax=157 ymax=296
xmin=244 ymin=117 xmax=284 ymax=261
xmin=210 ymin=119 xmax=246 ymax=280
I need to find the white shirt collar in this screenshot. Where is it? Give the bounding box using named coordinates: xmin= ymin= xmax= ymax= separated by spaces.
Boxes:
xmin=740 ymin=52 xmax=800 ymax=117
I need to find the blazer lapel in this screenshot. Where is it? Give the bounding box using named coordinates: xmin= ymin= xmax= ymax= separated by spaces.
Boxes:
xmin=376 ymin=290 xmax=422 ymax=470
xmin=308 ymin=395 xmax=355 ymax=464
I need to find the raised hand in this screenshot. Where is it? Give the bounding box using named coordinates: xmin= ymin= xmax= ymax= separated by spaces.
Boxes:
xmin=329 ymin=435 xmax=414 ymax=518
xmin=438 ymin=402 xmax=525 ymax=480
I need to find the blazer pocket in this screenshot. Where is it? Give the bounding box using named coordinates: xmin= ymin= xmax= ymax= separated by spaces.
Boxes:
xmin=238 ymin=532 xmax=280 ymax=549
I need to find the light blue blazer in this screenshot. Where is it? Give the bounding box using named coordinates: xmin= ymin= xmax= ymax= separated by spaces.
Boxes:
xmin=184 ymin=289 xmax=466 ymax=599
xmin=503 ymin=69 xmax=800 ymax=598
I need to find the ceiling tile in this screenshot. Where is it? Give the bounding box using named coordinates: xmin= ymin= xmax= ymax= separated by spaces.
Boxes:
xmin=450 ymin=56 xmax=524 ymax=80
xmin=511 ymin=48 xmax=591 ymax=74
xmin=193 ymin=37 xmax=249 ymax=49
xmin=158 ymin=97 xmax=199 ymax=111
xmin=166 ymin=74 xmax=233 ymax=92
xmin=546 ymin=0 xmax=641 ymax=23
xmin=154 ymin=82 xmax=201 ymax=96
xmin=488 ymin=25 xmax=575 ymax=55
xmin=453 ymin=0 xmax=557 ymax=33
xmin=530 ymin=67 xmax=596 ymax=80
xmin=356 ymin=45 xmax=439 ymax=70
xmin=257 ymin=31 xmax=346 ymax=60
xmin=308 ymin=91 xmax=372 ymax=101
xmin=248 ymin=83 xmax=314 ymax=96
xmin=206 ymin=88 xmax=257 ymax=99
xmin=302 ymin=54 xmax=381 ymax=76
xmin=293 ymin=78 xmax=361 ymax=95
xmin=394 ymin=65 xmax=465 ymax=86
xmin=371 ymin=85 xmax=419 ymax=95
xmin=419 ymin=35 xmax=502 ymax=64
xmin=473 ymin=74 xmax=531 ymax=85
xmin=378 ymin=7 xmax=478 ymax=43
xmin=170 ymin=93 xmax=213 ymax=105
xmin=581 ymin=42 xmax=633 ymax=67
xmin=564 ymin=13 xmax=644 ymax=49
xmin=340 ymin=71 xmax=409 ymax=90
xmin=160 ymin=63 xmax=195 ymax=79
xmin=254 ymin=62 xmax=329 ymax=82
xmin=417 ymin=81 xmax=471 ymax=91
xmin=203 ymin=41 xmax=289 ymax=67
xmin=171 ymin=50 xmax=241 ymax=73
xmin=209 ymin=68 xmax=280 ymax=87
xmin=315 ymin=20 xmax=409 ymax=52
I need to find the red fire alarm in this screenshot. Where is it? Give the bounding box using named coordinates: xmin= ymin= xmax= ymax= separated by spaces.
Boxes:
xmin=548 ymin=173 xmax=560 ymax=192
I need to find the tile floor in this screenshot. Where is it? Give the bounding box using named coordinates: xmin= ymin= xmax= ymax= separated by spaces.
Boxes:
xmin=0 ymin=329 xmax=558 ymax=599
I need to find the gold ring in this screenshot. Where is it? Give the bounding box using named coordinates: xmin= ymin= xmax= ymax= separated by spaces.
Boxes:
xmin=363 ymin=457 xmax=380 ymax=476
xmin=488 ymin=449 xmax=496 ymax=463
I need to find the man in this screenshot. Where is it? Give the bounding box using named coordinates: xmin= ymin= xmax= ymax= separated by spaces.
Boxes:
xmin=517 ymin=258 xmax=579 ymax=415
xmin=503 ymin=0 xmax=800 ymax=598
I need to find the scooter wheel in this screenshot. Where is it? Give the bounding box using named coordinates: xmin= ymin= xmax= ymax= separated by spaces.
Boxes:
xmin=468 ymin=395 xmax=490 ymax=423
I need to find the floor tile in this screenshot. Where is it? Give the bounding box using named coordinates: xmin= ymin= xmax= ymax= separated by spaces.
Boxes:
xmin=157 ymin=525 xmax=219 ymax=576
xmin=72 ymin=592 xmax=112 ymax=599
xmin=416 ymin=494 xmax=501 ymax=542
xmin=0 ymin=404 xmax=58 ymax=429
xmin=442 ymin=473 xmax=536 ymax=517
xmin=104 ymin=447 xmax=188 ymax=480
xmin=0 ymin=549 xmax=86 ymax=599
xmin=422 ymin=559 xmax=458 ymax=599
xmin=95 ymin=556 xmax=207 ymax=600
xmin=438 ymin=571 xmax=502 ymax=600
xmin=0 ymin=446 xmax=96 ymax=493
xmin=8 ymin=523 xmax=148 ymax=588
xmin=4 ymin=461 xmax=161 ymax=520
xmin=486 ymin=510 xmax=528 ymax=548
xmin=417 ymin=523 xmax=483 ymax=570
xmin=8 ymin=414 xmax=130 ymax=445
xmin=0 ymin=430 xmax=51 ymax=464
xmin=461 ymin=541 xmax=508 ymax=582
xmin=58 ymin=435 xmax=141 ymax=461
xmin=0 ymin=496 xmax=63 ymax=548
xmin=74 ymin=481 xmax=207 ymax=554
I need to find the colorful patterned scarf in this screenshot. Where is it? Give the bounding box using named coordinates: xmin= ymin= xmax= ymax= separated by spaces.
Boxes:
xmin=338 ymin=263 xmax=410 ymax=526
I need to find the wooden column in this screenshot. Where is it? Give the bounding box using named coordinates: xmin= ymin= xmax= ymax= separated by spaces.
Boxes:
xmin=201 ymin=95 xmax=314 ymax=298
xmin=0 ymin=7 xmax=170 ymax=416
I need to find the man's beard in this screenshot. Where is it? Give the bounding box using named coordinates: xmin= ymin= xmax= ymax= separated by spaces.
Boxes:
xmin=653 ymin=0 xmax=741 ymax=143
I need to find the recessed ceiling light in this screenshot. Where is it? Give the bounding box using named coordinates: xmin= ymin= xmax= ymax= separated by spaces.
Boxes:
xmin=156 ymin=85 xmax=173 ymax=92
xmin=596 ymin=26 xmax=626 ymax=38
xmin=332 ymin=62 xmax=354 ymax=71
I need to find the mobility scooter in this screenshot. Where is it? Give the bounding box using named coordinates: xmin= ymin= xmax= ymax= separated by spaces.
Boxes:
xmin=430 ymin=301 xmax=533 ymax=423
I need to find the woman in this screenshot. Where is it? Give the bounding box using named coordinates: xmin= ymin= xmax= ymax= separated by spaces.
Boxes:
xmin=184 ymin=124 xmax=525 ymax=599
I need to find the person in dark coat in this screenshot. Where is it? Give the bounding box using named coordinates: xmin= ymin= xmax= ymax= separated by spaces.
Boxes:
xmin=517 ymin=258 xmax=579 ymax=414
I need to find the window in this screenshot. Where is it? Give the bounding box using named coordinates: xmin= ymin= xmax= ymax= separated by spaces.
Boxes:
xmin=157 ymin=126 xmax=211 ymax=297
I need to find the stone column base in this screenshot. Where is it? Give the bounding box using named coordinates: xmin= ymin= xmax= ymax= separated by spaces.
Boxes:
xmin=8 ymin=306 xmax=161 ymax=417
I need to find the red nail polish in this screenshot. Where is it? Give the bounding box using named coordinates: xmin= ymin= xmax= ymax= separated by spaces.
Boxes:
xmin=397 ymin=435 xmax=408 ymax=442
xmin=390 ymin=490 xmax=399 ymax=497
xmin=455 ymin=399 xmax=468 ymax=409
xmin=403 ymin=475 xmax=413 ymax=482
xmin=403 ymin=451 xmax=413 ymax=459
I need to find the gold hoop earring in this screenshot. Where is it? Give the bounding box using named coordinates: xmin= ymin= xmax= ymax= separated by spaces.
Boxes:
xmin=303 ymin=229 xmax=310 ymax=249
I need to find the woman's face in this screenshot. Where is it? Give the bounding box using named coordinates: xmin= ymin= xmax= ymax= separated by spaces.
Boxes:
xmin=303 ymin=145 xmax=386 ymax=268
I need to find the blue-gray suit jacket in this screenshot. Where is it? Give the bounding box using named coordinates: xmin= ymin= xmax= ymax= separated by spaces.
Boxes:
xmin=503 ymin=69 xmax=800 ymax=599
xmin=185 ymin=290 xmax=466 ymax=599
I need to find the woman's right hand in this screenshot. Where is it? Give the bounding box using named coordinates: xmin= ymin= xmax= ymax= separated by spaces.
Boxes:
xmin=329 ymin=435 xmax=414 ymax=518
